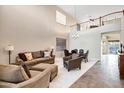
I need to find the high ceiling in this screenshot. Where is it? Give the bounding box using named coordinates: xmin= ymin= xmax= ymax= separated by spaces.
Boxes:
xmin=58 ymin=5 xmax=124 ymax=22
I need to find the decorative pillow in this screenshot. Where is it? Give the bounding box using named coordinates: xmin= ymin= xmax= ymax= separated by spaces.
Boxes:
xmin=0 ymin=64 xmax=29 ymax=83
xmin=18 ymin=53 xmax=27 ymax=61
xmin=44 ymin=51 xmax=50 ymax=57
xmin=72 ymin=54 xmax=79 ymax=59
xmin=25 ymin=52 xmax=33 ymax=61
xmin=32 ymin=51 xmax=42 ymax=59
xmin=40 ymin=51 xmax=45 ymax=57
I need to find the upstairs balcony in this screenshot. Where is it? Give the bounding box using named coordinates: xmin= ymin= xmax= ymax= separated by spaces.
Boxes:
xmin=70 ymin=10 xmax=124 ymax=31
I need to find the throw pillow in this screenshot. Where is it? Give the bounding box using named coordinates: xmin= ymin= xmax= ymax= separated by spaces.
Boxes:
xmin=25 ymin=52 xmax=33 ymax=61
xmin=32 ymin=51 xmax=42 ymax=59
xmin=18 ymin=53 xmax=27 ymax=61
xmin=44 ymin=51 xmax=50 ymax=57
xmin=0 ymin=64 xmax=29 ymax=83
xmin=40 ymin=51 xmax=44 ymax=57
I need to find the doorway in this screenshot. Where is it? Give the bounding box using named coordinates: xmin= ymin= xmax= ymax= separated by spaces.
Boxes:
xmin=101 ymin=32 xmax=120 ymax=55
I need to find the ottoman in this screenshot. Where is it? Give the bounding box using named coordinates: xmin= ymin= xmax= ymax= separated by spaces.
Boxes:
xmin=30 ymin=63 xmax=58 ymax=82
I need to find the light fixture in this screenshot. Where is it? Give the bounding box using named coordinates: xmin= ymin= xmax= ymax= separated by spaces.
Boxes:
xmin=5 ymin=45 xmax=14 ymax=64
xmin=72 ymin=32 xmax=79 ymax=39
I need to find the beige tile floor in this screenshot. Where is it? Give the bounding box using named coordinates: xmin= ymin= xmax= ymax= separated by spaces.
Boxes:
xmin=70 ymin=55 xmax=124 ymax=88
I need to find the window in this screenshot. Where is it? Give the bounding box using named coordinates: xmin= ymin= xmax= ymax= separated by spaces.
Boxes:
xmin=56 ymin=10 xmax=66 ymax=25
xmin=56 ymin=38 xmax=66 ymax=51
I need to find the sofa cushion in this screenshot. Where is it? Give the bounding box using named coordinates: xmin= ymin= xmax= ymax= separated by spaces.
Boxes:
xmin=18 ymin=53 xmax=27 ymax=61
xmin=29 ymin=58 xmax=45 ymax=63
xmin=31 ymin=63 xmax=58 ymax=81
xmin=40 ymin=51 xmax=44 ymax=57
xmin=24 ymin=58 xmax=47 ymax=66
xmin=32 ymin=63 xmax=57 ymax=73
xmin=25 ymin=60 xmax=38 ymax=66
xmin=32 ymin=51 xmax=42 ymax=59
xmin=25 ymin=52 xmax=33 ymax=61
xmin=0 ymin=64 xmax=29 ymax=83
xmin=30 ymin=70 xmax=41 ymax=77
xmin=32 ymin=58 xmax=49 ymax=63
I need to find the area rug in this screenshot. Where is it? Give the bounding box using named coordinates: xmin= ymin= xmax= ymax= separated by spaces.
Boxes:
xmin=49 ymin=58 xmax=98 ymax=88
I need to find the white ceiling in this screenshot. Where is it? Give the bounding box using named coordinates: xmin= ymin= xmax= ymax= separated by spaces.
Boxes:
xmin=58 ymin=5 xmax=124 ymax=22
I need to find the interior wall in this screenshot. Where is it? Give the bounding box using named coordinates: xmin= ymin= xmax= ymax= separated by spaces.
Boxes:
xmin=0 ymin=5 xmax=76 ymax=64
xmin=69 ymin=23 xmax=121 ymax=60
xmin=69 ymin=30 xmax=101 ymax=60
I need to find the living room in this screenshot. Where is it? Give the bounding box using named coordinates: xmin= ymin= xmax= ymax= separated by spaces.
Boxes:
xmin=0 ymin=0 xmax=124 ymax=91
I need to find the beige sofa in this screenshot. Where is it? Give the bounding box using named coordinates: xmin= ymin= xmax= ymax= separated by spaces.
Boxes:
xmin=30 ymin=63 xmax=58 ymax=81
xmin=0 ymin=50 xmax=58 ymax=88
xmin=16 ymin=50 xmax=58 ymax=82
xmin=16 ymin=50 xmax=55 ymax=65
xmin=0 ymin=64 xmax=51 ymax=88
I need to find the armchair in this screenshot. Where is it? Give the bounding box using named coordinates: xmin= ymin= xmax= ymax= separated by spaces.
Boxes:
xmin=82 ymin=50 xmax=89 ymax=62
xmin=63 ymin=56 xmax=82 ymax=71
xmin=64 ymin=49 xmax=71 ymax=57
xmin=79 ymin=49 xmax=84 ymax=57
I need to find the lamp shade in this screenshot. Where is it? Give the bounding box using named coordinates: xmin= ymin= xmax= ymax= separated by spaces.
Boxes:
xmin=5 ymin=45 xmax=14 ymax=51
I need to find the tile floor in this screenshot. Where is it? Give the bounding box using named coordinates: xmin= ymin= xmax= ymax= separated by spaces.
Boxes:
xmin=70 ymin=55 xmax=124 ymax=88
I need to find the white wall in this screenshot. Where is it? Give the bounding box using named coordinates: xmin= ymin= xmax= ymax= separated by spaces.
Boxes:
xmin=69 ymin=23 xmax=121 ymax=60
xmin=69 ymin=29 xmax=101 ymax=60
xmin=100 ymin=23 xmax=121 ymax=33
xmin=0 ymin=5 xmax=76 ymax=64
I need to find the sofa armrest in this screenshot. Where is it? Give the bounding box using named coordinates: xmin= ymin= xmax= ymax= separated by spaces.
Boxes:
xmin=17 ymin=69 xmax=50 ymax=88
xmin=16 ymin=69 xmax=51 ymax=88
xmin=69 ymin=57 xmax=82 ymax=62
xmin=63 ymin=56 xmax=72 ymax=62
xmin=68 ymin=57 xmax=82 ymax=65
xmin=15 ymin=56 xmax=23 ymax=65
xmin=0 ymin=81 xmax=17 ymax=88
xmin=0 ymin=69 xmax=51 ymax=88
